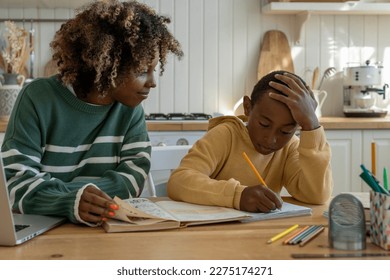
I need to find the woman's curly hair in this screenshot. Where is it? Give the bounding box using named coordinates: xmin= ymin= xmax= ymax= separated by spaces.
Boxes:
xmin=50 ymin=0 xmax=183 ymax=97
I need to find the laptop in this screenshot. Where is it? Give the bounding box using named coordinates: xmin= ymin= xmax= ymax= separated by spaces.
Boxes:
xmin=0 ymin=156 xmax=66 ymax=246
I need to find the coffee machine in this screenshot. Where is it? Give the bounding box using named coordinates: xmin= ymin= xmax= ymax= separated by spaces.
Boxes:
xmin=343 ymin=60 xmax=388 ymax=117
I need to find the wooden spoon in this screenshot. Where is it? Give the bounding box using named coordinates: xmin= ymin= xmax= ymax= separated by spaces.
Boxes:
xmin=44 ymin=59 xmax=58 ymax=77
xmin=312 ymin=67 xmax=319 ymax=89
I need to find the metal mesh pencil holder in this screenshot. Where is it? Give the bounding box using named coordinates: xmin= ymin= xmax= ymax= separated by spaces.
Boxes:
xmin=328 ymin=193 xmax=366 ymax=250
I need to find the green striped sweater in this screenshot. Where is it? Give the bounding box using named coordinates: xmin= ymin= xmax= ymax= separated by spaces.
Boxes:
xmin=1 ymin=76 xmax=151 ymax=225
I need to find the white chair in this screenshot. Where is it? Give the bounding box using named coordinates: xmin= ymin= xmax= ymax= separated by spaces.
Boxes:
xmin=142 ymin=145 xmax=192 ymax=197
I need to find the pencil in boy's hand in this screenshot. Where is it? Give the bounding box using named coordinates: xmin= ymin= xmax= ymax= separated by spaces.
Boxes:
xmin=242 ymin=152 xmax=267 ymax=187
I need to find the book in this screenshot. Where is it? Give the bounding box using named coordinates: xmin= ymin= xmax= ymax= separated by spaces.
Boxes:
xmin=102 ymin=197 xmax=251 ymax=232
xmin=102 ymin=197 xmax=313 ymax=233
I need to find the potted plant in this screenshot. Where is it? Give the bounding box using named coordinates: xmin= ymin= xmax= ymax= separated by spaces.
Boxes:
xmin=0 ymin=21 xmax=30 ymax=120
xmin=0 ymin=21 xmax=29 ymax=85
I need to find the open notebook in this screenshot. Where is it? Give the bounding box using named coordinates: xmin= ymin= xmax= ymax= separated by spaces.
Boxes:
xmin=243 ymin=201 xmax=312 ymax=223
xmin=102 ymin=197 xmax=312 ymax=232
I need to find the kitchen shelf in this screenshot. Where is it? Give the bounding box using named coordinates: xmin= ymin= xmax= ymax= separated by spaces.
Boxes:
xmin=262 ymin=2 xmax=390 ymax=15
xmin=262 ymin=1 xmax=390 ymax=43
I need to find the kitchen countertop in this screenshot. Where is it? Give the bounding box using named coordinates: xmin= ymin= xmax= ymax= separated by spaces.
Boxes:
xmin=146 ymin=116 xmax=390 ymax=131
xmin=319 ymin=116 xmax=390 ymax=130
xmin=1 ymin=116 xmax=390 ymax=132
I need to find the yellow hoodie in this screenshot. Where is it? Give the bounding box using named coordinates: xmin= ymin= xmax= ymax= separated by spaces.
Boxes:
xmin=167 ymin=115 xmax=333 ymax=210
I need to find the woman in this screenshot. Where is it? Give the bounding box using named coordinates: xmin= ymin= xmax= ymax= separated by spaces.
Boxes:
xmin=1 ymin=0 xmax=183 ymax=226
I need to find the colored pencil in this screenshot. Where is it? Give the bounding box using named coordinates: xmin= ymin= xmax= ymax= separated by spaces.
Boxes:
xmin=299 ymin=226 xmax=325 ymax=247
xmin=267 ymin=224 xmax=299 ymax=244
xmin=289 ymin=225 xmax=320 ymax=245
xmin=283 ymin=225 xmax=309 ymax=245
xmin=242 ymin=152 xmax=267 ymax=187
xmin=372 ymin=141 xmax=376 ymax=176
xmin=288 ymin=225 xmax=317 ymax=245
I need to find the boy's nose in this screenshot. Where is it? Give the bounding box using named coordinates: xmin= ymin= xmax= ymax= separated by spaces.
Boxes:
xmin=264 ymin=134 xmax=277 ymax=146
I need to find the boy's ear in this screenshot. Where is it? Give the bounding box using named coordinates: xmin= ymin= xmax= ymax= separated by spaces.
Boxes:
xmin=243 ymin=96 xmax=252 ymax=116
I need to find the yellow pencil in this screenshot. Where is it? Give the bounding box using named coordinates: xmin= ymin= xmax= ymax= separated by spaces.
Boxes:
xmin=242 ymin=152 xmax=267 ymax=187
xmin=371 ymin=141 xmax=376 ymax=176
xmin=267 ymin=224 xmax=299 ymax=244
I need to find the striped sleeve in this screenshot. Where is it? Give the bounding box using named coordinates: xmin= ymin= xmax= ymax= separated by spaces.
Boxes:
xmin=1 ymin=79 xmax=151 ymax=224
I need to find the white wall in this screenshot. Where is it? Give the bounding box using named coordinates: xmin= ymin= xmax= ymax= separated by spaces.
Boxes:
xmin=1 ymin=0 xmax=390 ymax=116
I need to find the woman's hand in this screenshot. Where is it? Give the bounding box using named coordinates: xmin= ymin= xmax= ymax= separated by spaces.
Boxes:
xmin=240 ymin=185 xmax=283 ymax=213
xmin=78 ymin=185 xmax=119 ymax=224
xmin=268 ymin=72 xmax=320 ymax=131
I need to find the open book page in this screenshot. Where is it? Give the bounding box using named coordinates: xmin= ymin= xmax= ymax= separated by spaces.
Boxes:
xmin=323 ymin=192 xmax=370 ymax=223
xmin=155 ymin=200 xmax=251 ymax=224
xmin=243 ymin=202 xmax=312 ymax=222
xmin=113 ymin=197 xmax=177 ymax=225
xmin=103 ymin=198 xmax=249 ymax=232
xmin=342 ymin=192 xmax=370 ymax=208
xmin=110 ymin=198 xmax=310 ymax=229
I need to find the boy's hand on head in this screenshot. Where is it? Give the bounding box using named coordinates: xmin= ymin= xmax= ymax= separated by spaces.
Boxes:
xmin=268 ymin=72 xmax=320 ymax=131
xmin=240 ymin=185 xmax=283 ymax=213
xmin=78 ymin=185 xmax=119 ymax=225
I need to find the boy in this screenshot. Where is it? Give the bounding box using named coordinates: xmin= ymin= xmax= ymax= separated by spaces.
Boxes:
xmin=167 ymin=71 xmax=333 ymax=212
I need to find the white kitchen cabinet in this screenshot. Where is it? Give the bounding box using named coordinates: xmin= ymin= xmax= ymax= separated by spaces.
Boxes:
xmin=362 ymin=130 xmax=390 ymax=191
xmin=325 ymin=130 xmax=362 ymax=195
xmin=325 ymin=129 xmax=390 ymax=195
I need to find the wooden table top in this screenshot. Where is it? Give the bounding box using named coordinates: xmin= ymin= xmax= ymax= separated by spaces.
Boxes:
xmin=0 ymin=198 xmax=388 ymax=260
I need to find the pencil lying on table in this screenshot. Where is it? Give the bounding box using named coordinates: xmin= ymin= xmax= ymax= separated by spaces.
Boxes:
xmin=299 ymin=226 xmax=325 ymax=247
xmin=288 ymin=225 xmax=320 ymax=245
xmin=283 ymin=225 xmax=309 ymax=245
xmin=267 ymin=224 xmax=299 ymax=244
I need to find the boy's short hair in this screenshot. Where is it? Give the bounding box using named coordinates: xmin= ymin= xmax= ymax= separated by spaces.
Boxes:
xmin=250 ymin=70 xmax=307 ymax=106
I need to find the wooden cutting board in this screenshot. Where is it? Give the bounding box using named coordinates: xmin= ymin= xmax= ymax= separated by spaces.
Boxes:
xmin=257 ymin=30 xmax=294 ymax=80
xmin=44 ymin=59 xmax=58 ymax=77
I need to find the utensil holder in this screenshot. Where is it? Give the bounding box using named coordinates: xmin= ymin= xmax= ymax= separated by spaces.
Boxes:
xmin=370 ymin=190 xmax=390 ymax=250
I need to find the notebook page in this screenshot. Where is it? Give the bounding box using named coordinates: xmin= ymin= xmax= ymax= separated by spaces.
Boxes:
xmin=243 ymin=202 xmax=312 ymax=222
